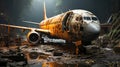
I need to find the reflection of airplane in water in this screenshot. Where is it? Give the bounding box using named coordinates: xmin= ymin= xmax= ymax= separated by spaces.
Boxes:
xmin=0 ymin=2 xmax=100 ymax=54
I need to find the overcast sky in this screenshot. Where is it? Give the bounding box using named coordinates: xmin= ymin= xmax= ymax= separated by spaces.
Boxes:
xmin=0 ymin=0 xmax=119 ymax=27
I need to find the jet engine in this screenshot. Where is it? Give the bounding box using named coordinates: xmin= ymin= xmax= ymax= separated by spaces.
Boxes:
xmin=27 ymin=31 xmax=41 ymax=44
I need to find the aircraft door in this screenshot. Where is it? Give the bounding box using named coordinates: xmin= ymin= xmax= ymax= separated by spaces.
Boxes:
xmin=67 ymin=13 xmax=82 ymax=34
xmin=62 ymin=12 xmax=73 ymax=31
xmin=68 ymin=13 xmax=84 ymax=41
xmin=62 ymin=12 xmax=83 ymax=35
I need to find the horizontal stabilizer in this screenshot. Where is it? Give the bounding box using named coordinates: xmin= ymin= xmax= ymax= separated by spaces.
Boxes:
xmin=23 ymin=20 xmax=40 ymax=25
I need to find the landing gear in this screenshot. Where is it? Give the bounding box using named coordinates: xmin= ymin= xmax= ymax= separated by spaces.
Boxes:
xmin=74 ymin=41 xmax=86 ymax=55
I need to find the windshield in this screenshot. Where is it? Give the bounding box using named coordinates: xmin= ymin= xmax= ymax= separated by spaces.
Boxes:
xmin=92 ymin=17 xmax=98 ymax=21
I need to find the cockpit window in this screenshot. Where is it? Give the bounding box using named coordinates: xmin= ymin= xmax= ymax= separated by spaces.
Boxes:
xmin=83 ymin=17 xmax=91 ymax=20
xmin=92 ymin=17 xmax=98 ymax=21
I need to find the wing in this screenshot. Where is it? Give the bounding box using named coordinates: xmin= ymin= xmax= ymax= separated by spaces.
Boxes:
xmin=0 ymin=24 xmax=50 ymax=34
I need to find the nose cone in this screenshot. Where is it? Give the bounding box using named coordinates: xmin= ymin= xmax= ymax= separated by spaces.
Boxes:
xmin=83 ymin=22 xmax=100 ymax=40
xmin=85 ymin=23 xmax=100 ymax=34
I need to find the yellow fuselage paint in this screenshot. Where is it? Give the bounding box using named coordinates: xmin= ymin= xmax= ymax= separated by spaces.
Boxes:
xmin=40 ymin=13 xmax=72 ymax=41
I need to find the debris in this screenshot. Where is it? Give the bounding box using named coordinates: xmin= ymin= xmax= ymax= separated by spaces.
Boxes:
xmin=113 ymin=42 xmax=120 ymax=54
xmin=29 ymin=52 xmax=39 ymax=59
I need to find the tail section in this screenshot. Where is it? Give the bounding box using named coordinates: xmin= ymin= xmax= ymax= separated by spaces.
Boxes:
xmin=43 ymin=0 xmax=47 ymax=20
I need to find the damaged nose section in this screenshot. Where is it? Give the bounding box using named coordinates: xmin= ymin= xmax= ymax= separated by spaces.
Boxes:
xmin=83 ymin=23 xmax=100 ymax=40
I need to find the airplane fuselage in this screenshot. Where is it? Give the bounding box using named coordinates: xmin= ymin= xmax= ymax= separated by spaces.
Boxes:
xmin=40 ymin=10 xmax=100 ymax=43
xmin=40 ymin=13 xmax=73 ymax=41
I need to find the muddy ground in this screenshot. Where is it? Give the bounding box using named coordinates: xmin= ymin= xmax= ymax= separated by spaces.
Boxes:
xmin=0 ymin=43 xmax=120 ymax=67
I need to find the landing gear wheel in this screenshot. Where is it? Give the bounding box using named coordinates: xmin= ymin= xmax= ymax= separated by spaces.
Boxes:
xmin=40 ymin=38 xmax=44 ymax=44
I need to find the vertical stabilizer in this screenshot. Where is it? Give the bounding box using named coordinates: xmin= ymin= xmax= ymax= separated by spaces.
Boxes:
xmin=44 ymin=1 xmax=47 ymax=20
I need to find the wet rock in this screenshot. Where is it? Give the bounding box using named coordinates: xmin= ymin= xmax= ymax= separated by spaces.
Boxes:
xmin=1 ymin=53 xmax=26 ymax=62
xmin=85 ymin=45 xmax=100 ymax=53
xmin=85 ymin=59 xmax=95 ymax=65
xmin=113 ymin=43 xmax=120 ymax=54
xmin=45 ymin=48 xmax=55 ymax=52
xmin=0 ymin=59 xmax=8 ymax=66
xmin=29 ymin=52 xmax=39 ymax=59
xmin=39 ymin=52 xmax=49 ymax=59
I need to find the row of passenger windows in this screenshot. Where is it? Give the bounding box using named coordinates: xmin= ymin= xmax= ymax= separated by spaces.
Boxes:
xmin=83 ymin=17 xmax=98 ymax=21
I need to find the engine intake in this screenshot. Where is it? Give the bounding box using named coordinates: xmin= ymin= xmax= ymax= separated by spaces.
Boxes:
xmin=27 ymin=31 xmax=40 ymax=44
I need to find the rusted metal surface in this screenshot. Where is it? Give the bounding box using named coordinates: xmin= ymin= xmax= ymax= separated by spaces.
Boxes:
xmin=40 ymin=11 xmax=83 ymax=42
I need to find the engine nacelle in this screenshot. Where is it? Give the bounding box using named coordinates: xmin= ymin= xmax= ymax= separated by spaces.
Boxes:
xmin=27 ymin=31 xmax=40 ymax=44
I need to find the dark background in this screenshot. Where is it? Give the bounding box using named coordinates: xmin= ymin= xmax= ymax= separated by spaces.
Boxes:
xmin=0 ymin=0 xmax=120 ymax=27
